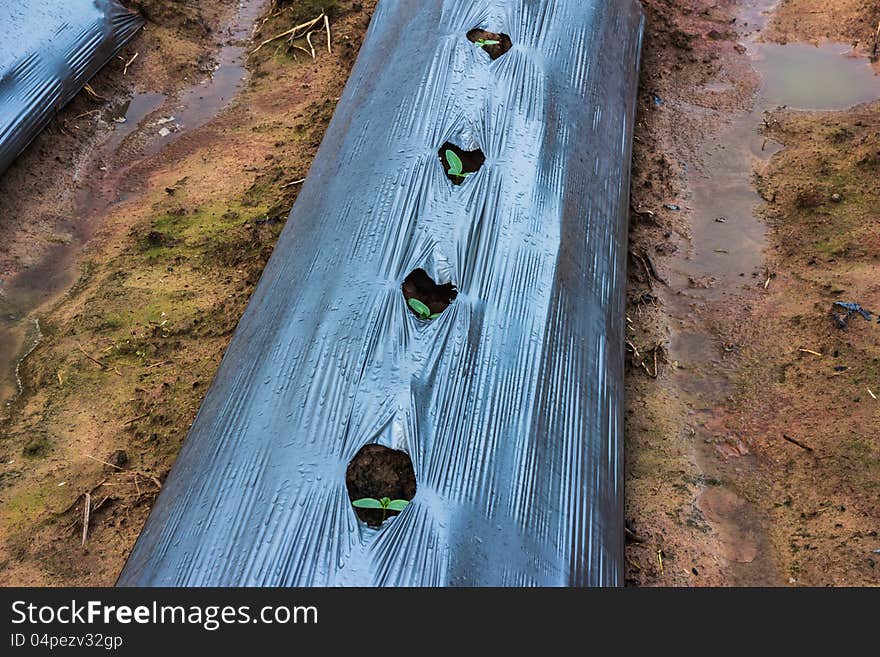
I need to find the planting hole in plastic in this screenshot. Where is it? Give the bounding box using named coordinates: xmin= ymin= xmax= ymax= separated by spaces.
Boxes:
xmin=402 ymin=268 xmax=457 ymax=320
xmin=346 ymin=445 xmax=416 ymax=527
xmin=467 ymin=28 xmax=512 ymax=60
xmin=438 ymin=142 xmax=485 ymax=186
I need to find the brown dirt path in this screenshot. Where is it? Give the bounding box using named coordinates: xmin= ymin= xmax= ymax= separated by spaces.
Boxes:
xmin=625 ymin=0 xmax=880 ymax=586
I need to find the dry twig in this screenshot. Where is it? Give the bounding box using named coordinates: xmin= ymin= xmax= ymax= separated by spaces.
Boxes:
xmin=81 ymin=493 xmax=91 ymax=546
xmin=251 ymin=13 xmax=325 ymax=54
xmin=782 ymin=434 xmax=814 ymax=452
xmin=83 ymin=453 xmax=124 ymax=470
xmin=76 ymin=344 xmax=122 ymax=376
xmin=122 ymin=52 xmax=138 ymax=76
xmin=83 ymin=84 xmax=107 ymax=101
xmin=324 ymin=14 xmax=332 ymax=54
xmin=625 ymin=340 xmax=641 ymax=360
xmin=626 ymin=554 xmax=642 ymax=571
xmin=635 ymin=249 xmax=667 ymax=286
xmin=123 ymin=411 xmax=151 ymax=426
xmin=641 ymin=344 xmax=663 ymax=378
xmin=77 ymin=344 xmax=108 ymax=370
xmin=630 ymin=204 xmax=655 ymax=218
xmin=872 ymin=21 xmax=880 ymax=61
xmin=70 ymin=109 xmax=102 ymax=121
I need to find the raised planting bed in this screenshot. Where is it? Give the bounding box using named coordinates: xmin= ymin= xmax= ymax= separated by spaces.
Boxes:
xmin=0 ymin=0 xmax=143 ymax=176
xmin=119 ymin=0 xmax=644 ymax=587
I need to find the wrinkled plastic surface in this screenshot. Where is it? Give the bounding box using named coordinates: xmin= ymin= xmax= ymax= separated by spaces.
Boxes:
xmin=120 ymin=0 xmax=644 ymax=587
xmin=0 ymin=0 xmax=143 ymax=175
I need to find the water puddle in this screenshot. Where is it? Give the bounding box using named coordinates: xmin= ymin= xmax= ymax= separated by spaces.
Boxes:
xmin=673 ymin=44 xmax=880 ymax=294
xmin=143 ymin=0 xmax=267 ymax=157
xmin=671 ymin=107 xmax=777 ymax=292
xmin=105 ymin=92 xmax=167 ymax=155
xmin=752 ymin=42 xmax=880 ymax=110
xmin=665 ymin=0 xmax=880 ymax=583
xmin=0 ymin=0 xmax=269 ymax=409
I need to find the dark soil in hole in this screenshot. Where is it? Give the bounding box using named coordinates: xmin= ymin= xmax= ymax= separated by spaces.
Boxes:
xmin=346 ymin=444 xmax=416 ymax=527
xmin=466 ymin=28 xmax=513 ymax=60
xmin=401 ymin=268 xmax=457 ymax=317
xmin=438 ymin=142 xmax=485 ymax=185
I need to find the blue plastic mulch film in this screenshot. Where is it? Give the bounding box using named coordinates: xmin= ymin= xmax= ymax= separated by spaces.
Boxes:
xmin=119 ymin=0 xmax=645 ymax=587
xmin=0 ymin=0 xmax=143 ymax=176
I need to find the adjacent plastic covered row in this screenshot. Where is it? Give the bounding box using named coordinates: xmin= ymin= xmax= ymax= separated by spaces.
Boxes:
xmin=0 ymin=0 xmax=143 ymax=175
xmin=119 ymin=0 xmax=644 ymax=587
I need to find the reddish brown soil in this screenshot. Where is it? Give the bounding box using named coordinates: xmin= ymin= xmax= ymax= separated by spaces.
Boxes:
xmin=734 ymin=104 xmax=880 ymax=585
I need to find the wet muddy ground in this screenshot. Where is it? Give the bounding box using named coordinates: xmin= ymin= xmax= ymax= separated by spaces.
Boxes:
xmin=0 ymin=0 xmax=878 ymax=585
xmin=625 ymin=0 xmax=879 ymax=586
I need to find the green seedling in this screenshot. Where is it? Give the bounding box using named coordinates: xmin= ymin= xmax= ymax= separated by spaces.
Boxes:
xmin=445 ymin=149 xmax=472 ymax=181
xmin=352 ymin=497 xmax=410 ymax=522
xmin=474 ymin=38 xmax=500 ymax=49
xmin=407 ymin=297 xmax=442 ymax=320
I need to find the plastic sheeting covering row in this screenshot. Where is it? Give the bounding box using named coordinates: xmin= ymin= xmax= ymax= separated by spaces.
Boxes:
xmin=0 ymin=0 xmax=143 ymax=175
xmin=119 ymin=0 xmax=645 ymax=587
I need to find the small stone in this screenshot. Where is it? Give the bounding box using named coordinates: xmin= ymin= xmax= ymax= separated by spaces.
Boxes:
xmin=831 ymin=193 xmax=842 ymax=203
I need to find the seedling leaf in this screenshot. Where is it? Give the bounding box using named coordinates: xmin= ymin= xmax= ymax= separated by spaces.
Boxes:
xmin=386 ymin=499 xmax=410 ymax=512
xmin=428 ymin=312 xmax=442 ymax=320
xmin=407 ymin=298 xmax=431 ymax=319
xmin=352 ymin=498 xmax=384 ymax=509
xmin=475 ymin=39 xmax=500 ymax=48
xmin=445 ymin=149 xmax=464 ymax=178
